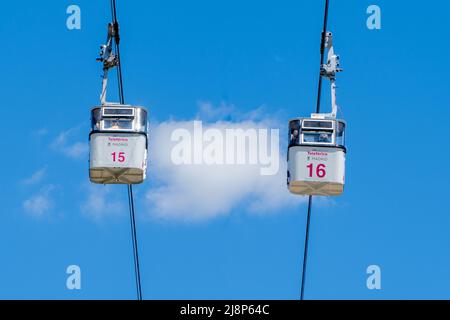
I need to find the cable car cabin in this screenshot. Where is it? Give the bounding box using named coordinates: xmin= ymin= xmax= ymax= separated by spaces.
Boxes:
xmin=89 ymin=105 xmax=148 ymax=184
xmin=287 ymin=118 xmax=346 ymax=196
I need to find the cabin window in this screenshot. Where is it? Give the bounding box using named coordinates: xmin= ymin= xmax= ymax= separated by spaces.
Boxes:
xmin=336 ymin=122 xmax=345 ymax=146
xmin=103 ymin=119 xmax=133 ymax=130
xmin=302 ymin=132 xmax=333 ymax=144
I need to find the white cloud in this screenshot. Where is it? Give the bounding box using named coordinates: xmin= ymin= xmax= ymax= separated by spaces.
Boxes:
xmin=52 ymin=125 xmax=88 ymax=160
xmin=63 ymin=142 xmax=89 ymax=159
xmin=196 ymin=101 xmax=236 ymax=120
xmin=145 ymin=103 xmax=305 ymax=221
xmin=81 ymin=184 xmax=125 ymax=221
xmin=23 ymin=185 xmax=55 ymax=217
xmin=21 ymin=167 xmax=46 ymax=186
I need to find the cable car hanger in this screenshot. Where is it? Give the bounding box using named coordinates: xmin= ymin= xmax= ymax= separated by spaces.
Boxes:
xmin=313 ymin=32 xmax=343 ymax=120
xmin=97 ymin=22 xmax=120 ymax=105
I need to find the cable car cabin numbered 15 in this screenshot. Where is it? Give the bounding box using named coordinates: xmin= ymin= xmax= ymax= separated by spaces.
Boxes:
xmin=287 ymin=118 xmax=346 ymax=196
xmin=89 ymin=105 xmax=148 ymax=184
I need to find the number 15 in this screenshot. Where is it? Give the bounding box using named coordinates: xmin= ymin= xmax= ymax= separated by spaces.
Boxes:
xmin=112 ymin=152 xmax=125 ymax=163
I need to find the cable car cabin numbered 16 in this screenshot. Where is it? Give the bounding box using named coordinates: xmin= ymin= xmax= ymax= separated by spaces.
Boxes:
xmin=89 ymin=105 xmax=148 ymax=184
xmin=287 ymin=31 xmax=347 ymax=196
xmin=287 ymin=118 xmax=346 ymax=196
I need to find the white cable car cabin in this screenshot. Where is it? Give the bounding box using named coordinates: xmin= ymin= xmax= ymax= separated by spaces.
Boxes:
xmin=287 ymin=117 xmax=346 ymax=196
xmin=287 ymin=31 xmax=346 ymax=196
xmin=89 ymin=23 xmax=148 ymax=185
xmin=90 ymin=105 xmax=148 ymax=184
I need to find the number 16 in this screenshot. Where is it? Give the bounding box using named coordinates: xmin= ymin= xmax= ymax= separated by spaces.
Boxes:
xmin=307 ymin=163 xmax=326 ymax=178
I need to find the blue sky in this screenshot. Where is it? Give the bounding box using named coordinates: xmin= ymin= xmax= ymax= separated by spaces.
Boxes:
xmin=1 ymin=0 xmax=450 ymax=299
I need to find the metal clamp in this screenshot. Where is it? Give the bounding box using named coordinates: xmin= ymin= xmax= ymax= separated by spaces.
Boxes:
xmin=313 ymin=31 xmax=343 ymax=119
xmin=97 ymin=23 xmax=120 ymax=105
xmin=320 ymin=32 xmax=343 ymax=80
